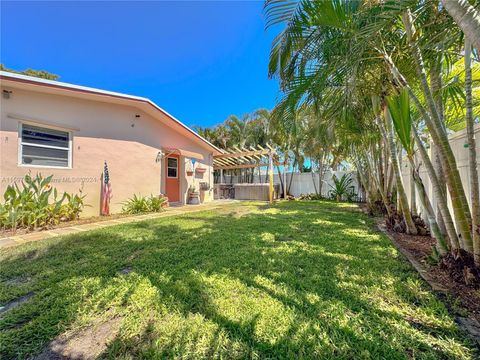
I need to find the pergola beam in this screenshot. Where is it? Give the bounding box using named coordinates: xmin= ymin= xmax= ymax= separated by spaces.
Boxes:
xmin=214 ymin=148 xmax=271 ymax=159
xmin=214 ymin=162 xmax=282 ymax=170
xmin=213 ymin=145 xmax=280 ymax=202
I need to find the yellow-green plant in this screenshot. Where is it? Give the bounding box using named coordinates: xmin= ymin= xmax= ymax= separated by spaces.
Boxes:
xmin=122 ymin=194 xmax=168 ymax=214
xmin=0 ymin=174 xmax=85 ymax=231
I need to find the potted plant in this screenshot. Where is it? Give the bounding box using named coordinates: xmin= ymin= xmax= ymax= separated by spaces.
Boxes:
xmin=186 ymin=162 xmax=194 ymax=176
xmin=188 ymin=184 xmax=200 ymax=205
xmin=186 ymin=159 xmax=195 ymax=176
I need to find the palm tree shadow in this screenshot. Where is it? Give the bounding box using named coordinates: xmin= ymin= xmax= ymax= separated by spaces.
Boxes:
xmin=0 ymin=202 xmax=475 ymax=359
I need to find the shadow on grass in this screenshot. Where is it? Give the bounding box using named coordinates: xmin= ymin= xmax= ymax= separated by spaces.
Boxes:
xmin=0 ymin=201 xmax=476 ymax=359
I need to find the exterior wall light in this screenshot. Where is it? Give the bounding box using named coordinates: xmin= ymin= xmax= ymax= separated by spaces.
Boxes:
xmin=156 ymin=151 xmax=163 ymax=163
xmin=2 ymin=90 xmax=12 ymax=99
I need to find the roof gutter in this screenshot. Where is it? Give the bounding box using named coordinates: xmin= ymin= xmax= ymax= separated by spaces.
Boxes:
xmin=0 ymin=71 xmax=221 ymax=154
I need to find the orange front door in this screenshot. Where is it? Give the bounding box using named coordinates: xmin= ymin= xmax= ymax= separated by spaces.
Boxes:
xmin=165 ymin=155 xmax=180 ymax=202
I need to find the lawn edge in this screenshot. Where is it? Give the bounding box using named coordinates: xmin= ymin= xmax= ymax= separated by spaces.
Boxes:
xmin=373 ymin=218 xmax=480 ymax=348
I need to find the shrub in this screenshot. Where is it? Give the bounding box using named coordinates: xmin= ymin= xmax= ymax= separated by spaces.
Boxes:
xmin=0 ymin=174 xmax=86 ymax=231
xmin=122 ymin=194 xmax=168 ymax=214
xmin=328 ymin=174 xmax=356 ymax=202
xmin=298 ymin=193 xmax=324 ymax=200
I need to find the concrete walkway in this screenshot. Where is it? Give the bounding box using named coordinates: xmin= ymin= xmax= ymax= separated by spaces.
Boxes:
xmin=0 ymin=200 xmax=236 ymax=249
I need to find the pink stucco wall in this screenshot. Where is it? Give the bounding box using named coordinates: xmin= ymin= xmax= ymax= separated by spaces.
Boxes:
xmin=0 ymin=85 xmax=214 ymax=216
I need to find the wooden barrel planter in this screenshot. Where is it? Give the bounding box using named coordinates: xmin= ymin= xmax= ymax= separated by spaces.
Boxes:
xmin=188 ymin=189 xmax=200 ymax=204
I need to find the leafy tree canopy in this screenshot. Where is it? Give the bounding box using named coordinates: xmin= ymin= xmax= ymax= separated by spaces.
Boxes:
xmin=0 ymin=64 xmax=59 ymax=80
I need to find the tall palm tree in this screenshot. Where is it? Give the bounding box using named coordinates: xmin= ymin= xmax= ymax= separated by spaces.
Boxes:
xmin=401 ymin=9 xmax=473 ymax=249
xmin=226 ymin=114 xmax=251 ymax=149
xmin=441 ymin=0 xmax=480 ymax=52
xmin=264 ymin=0 xmax=480 ymax=257
xmin=387 ymin=89 xmax=447 ymax=250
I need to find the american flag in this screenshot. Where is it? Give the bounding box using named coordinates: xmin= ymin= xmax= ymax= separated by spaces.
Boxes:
xmin=101 ymin=160 xmax=112 ymax=215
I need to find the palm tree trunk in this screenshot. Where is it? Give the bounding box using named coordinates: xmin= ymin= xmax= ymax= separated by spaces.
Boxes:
xmin=402 ymin=10 xmax=473 ymax=251
xmin=287 ymin=159 xmax=296 ymax=194
xmin=318 ymin=157 xmax=325 ymax=197
xmin=408 ymin=156 xmax=448 ymax=255
xmin=430 ymin=55 xmax=449 ymax=240
xmin=412 ymin=125 xmax=460 ymax=250
xmin=402 ymin=9 xmax=473 ymax=245
xmin=382 ymin=111 xmax=417 ymax=234
xmin=386 ymin=161 xmax=394 ymax=200
xmin=432 ymin=145 xmax=448 ymax=236
xmin=441 ymin=0 xmax=480 ymax=52
xmin=311 ymin=167 xmax=319 ymax=195
xmin=465 ymin=39 xmax=480 ymax=265
xmin=369 ymin=158 xmax=393 ymax=217
xmin=276 ymin=165 xmax=284 ymax=196
xmin=410 ymin=170 xmax=417 ymax=216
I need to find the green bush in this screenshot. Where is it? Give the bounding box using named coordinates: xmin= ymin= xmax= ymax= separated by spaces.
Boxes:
xmin=328 ymin=174 xmax=356 ymax=202
xmin=0 ymin=174 xmax=86 ymax=231
xmin=298 ymin=193 xmax=324 ymax=200
xmin=122 ymin=194 xmax=168 ymax=214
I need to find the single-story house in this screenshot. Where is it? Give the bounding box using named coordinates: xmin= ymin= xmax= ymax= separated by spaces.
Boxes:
xmin=0 ymin=71 xmax=221 ymax=216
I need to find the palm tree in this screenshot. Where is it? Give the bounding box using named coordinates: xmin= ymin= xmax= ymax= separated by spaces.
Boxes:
xmin=226 ymin=114 xmax=251 ymax=149
xmin=387 ymin=89 xmax=447 ymax=251
xmin=264 ymin=0 xmax=480 ymax=257
xmin=441 ymin=0 xmax=480 ymax=52
xmin=401 ymin=9 xmax=473 ymax=249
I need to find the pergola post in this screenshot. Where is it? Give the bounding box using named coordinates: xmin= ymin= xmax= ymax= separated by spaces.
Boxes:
xmin=220 ymin=168 xmax=224 ymax=184
xmin=269 ymin=152 xmax=274 ymax=204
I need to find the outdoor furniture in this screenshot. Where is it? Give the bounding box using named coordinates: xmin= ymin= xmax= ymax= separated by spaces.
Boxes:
xmin=234 ymin=183 xmax=280 ymax=201
xmin=214 ymin=184 xmax=235 ymax=199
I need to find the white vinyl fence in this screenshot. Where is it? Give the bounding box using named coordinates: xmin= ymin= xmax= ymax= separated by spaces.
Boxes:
xmin=221 ymin=170 xmax=362 ymax=199
xmin=401 ymin=124 xmax=480 ymax=220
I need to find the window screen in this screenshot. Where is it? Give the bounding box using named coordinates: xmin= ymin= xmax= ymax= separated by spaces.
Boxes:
xmin=20 ymin=124 xmax=71 ymax=168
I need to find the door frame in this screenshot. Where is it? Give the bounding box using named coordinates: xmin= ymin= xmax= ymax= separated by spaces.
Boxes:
xmin=165 ymin=154 xmax=180 ymax=203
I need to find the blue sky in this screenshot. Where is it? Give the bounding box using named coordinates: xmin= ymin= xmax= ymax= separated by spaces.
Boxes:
xmin=1 ymin=1 xmax=280 ymax=128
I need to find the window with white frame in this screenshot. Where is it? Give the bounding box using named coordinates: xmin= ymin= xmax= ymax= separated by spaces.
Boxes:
xmin=19 ymin=123 xmax=72 ymax=168
xmin=167 ymin=157 xmax=178 ymax=178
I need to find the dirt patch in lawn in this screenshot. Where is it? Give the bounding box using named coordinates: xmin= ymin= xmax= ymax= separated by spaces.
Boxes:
xmin=34 ymin=317 xmax=122 ymax=360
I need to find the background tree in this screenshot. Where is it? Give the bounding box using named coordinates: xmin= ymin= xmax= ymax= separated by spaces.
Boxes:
xmin=0 ymin=64 xmax=59 ymax=80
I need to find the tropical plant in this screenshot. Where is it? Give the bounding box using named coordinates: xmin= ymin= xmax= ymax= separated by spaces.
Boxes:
xmin=298 ymin=193 xmax=324 ymax=200
xmin=328 ymin=174 xmax=354 ymax=202
xmin=387 ymin=89 xmax=449 ymax=254
xmin=264 ymin=0 xmax=480 ymax=268
xmin=121 ymin=194 xmax=168 ymax=214
xmin=0 ymin=174 xmax=85 ymax=231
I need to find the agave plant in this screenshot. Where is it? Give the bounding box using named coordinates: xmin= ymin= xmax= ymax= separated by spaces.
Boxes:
xmin=329 ymin=174 xmax=354 ymax=202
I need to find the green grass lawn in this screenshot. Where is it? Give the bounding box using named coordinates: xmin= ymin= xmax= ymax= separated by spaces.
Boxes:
xmin=0 ymin=201 xmax=477 ymax=359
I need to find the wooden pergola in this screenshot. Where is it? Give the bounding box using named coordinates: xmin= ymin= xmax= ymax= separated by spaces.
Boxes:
xmin=213 ymin=145 xmax=286 ymax=204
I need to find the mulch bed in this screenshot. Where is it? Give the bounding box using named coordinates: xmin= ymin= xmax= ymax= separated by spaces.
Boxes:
xmin=389 ymin=229 xmax=480 ymax=323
